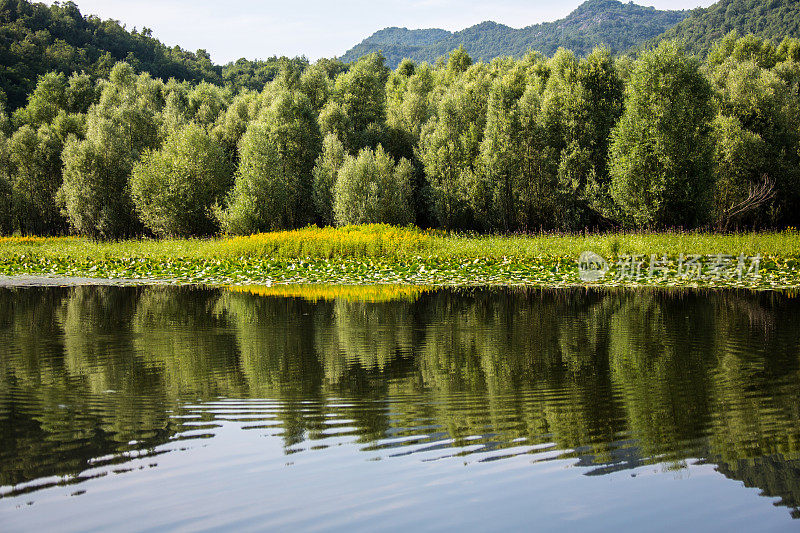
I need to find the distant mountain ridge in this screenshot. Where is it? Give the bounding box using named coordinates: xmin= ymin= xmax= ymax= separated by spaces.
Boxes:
xmin=340 ymin=0 xmax=690 ymax=67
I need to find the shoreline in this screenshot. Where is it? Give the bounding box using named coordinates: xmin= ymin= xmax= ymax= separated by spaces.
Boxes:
xmin=1 ymin=227 xmax=799 ymax=290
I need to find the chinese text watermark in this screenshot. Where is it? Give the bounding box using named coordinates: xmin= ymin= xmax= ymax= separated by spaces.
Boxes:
xmin=578 ymin=252 xmax=761 ymax=282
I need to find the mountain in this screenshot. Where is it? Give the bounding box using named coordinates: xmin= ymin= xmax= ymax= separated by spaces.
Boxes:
xmin=653 ymin=0 xmax=800 ymax=57
xmin=340 ymin=0 xmax=690 ymax=67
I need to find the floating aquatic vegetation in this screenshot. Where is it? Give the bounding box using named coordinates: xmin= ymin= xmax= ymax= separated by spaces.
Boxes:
xmin=0 ymin=226 xmax=798 ymax=290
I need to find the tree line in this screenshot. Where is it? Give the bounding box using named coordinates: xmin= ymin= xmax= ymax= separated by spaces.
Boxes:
xmin=2 ymin=33 xmax=800 ymax=238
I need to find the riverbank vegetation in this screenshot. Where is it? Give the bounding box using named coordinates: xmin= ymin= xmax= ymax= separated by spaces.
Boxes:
xmin=3 ymin=30 xmax=800 ymax=239
xmin=1 ymin=225 xmax=798 ymax=288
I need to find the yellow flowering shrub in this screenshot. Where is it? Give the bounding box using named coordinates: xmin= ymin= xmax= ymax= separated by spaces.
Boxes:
xmin=0 ymin=236 xmax=78 ymax=244
xmin=220 ymin=224 xmax=431 ymax=258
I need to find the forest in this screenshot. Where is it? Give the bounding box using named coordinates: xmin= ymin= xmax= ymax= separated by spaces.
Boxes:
xmin=2 ymin=29 xmax=800 ymax=238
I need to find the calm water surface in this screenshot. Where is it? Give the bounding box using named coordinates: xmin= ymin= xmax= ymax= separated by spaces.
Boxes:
xmin=1 ymin=285 xmax=799 ymax=531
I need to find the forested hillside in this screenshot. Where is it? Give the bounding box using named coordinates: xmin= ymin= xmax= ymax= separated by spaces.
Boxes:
xmin=0 ymin=0 xmax=306 ymax=109
xmin=340 ymin=0 xmax=689 ymax=67
xmin=655 ymin=0 xmax=800 ymax=57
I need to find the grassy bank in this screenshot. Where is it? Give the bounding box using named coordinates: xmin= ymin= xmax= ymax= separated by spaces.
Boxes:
xmin=1 ymin=225 xmax=799 ymax=289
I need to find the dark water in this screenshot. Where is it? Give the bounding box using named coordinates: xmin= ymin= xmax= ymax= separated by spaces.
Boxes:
xmin=1 ymin=285 xmax=800 ymax=531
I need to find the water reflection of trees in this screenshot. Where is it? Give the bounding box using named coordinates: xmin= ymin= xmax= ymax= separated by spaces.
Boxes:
xmin=1 ymin=286 xmax=800 ymax=515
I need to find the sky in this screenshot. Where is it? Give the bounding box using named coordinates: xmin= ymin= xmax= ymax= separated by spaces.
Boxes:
xmin=67 ymin=0 xmax=718 ymax=64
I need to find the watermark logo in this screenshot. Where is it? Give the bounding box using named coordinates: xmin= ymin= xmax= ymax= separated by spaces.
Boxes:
xmin=577 ymin=252 xmax=762 ymax=281
xmin=578 ymin=251 xmax=610 ymax=282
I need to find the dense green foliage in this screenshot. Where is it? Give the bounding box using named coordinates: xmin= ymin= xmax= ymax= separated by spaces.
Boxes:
xmin=218 ymin=89 xmax=321 ymax=235
xmin=3 ymin=19 xmax=800 ymax=238
xmin=655 ymin=0 xmax=800 ymax=57
xmin=341 ymin=0 xmax=689 ymax=67
xmin=58 ymin=63 xmax=161 ymax=238
xmin=0 ymin=0 xmax=306 ymax=110
xmin=609 ymin=42 xmax=715 ymax=228
xmin=131 ymin=123 xmax=231 ymax=236
xmin=333 ymin=145 xmax=414 ymax=225
xmin=312 ymin=133 xmax=346 ymax=226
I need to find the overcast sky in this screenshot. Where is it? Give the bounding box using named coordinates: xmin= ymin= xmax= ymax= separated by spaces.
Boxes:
xmin=66 ymin=0 xmax=718 ymax=64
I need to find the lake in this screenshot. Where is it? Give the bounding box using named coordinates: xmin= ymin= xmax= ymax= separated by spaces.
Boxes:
xmin=1 ymin=285 xmax=799 ymax=531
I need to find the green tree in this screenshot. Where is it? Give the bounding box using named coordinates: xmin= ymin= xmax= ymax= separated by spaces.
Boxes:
xmin=187 ymin=82 xmax=229 ymax=126
xmin=11 ymin=72 xmax=68 ymax=128
xmin=475 ymin=67 xmax=533 ymax=230
xmin=418 ymin=57 xmax=491 ymax=229
xmin=66 ymin=72 xmax=97 ymax=114
xmin=386 ymin=62 xmax=435 ymax=154
xmin=312 ymin=133 xmax=346 ymax=226
xmin=218 ymin=122 xmax=283 ymax=234
xmin=710 ymin=114 xmax=769 ymax=229
xmin=8 ymin=123 xmax=67 ymax=234
xmin=329 ymin=52 xmax=389 ymax=150
xmin=211 ymin=90 xmax=262 ymax=159
xmin=299 ymin=61 xmax=336 ymax=112
xmin=58 ymin=63 xmax=163 ymax=238
xmin=219 ymin=89 xmax=320 ymax=233
xmin=160 ymin=80 xmax=191 ymax=134
xmin=0 ymin=133 xmax=13 ymax=234
xmin=552 ymin=48 xmax=624 ymax=226
xmin=609 ymin=42 xmax=714 ymax=228
xmin=131 ymin=122 xmax=231 ymax=236
xmin=447 ymin=45 xmax=473 ymax=74
xmin=708 ymin=42 xmax=800 ymax=224
xmin=333 ymin=145 xmax=413 ymax=226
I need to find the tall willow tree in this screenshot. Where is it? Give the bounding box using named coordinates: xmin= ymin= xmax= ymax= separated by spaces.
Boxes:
xmin=386 ymin=62 xmax=435 ymax=145
xmin=312 ymin=133 xmax=346 ymax=226
xmin=418 ymin=53 xmax=491 ymax=229
xmin=707 ymin=35 xmax=800 ymax=225
xmin=609 ymin=42 xmax=714 ymax=228
xmin=10 ymin=71 xmax=95 ymax=130
xmin=59 ymin=63 xmax=164 ymax=238
xmin=8 ymin=123 xmax=66 ymax=234
xmin=11 ymin=72 xmax=67 ymax=128
xmin=476 ymin=66 xmax=542 ymax=230
xmin=386 ymin=61 xmax=436 ymax=224
xmin=219 ymin=89 xmax=320 ymax=234
xmin=131 ymin=122 xmax=231 ymax=236
xmin=211 ymin=90 xmax=263 ymax=161
xmin=299 ymin=60 xmax=343 ymax=113
xmin=710 ymin=114 xmax=769 ymax=229
xmin=0 ymin=71 xmax=90 ymax=235
xmin=554 ymin=48 xmax=624 ymax=224
xmin=333 ymin=145 xmax=413 ymax=226
xmin=321 ymin=52 xmax=389 ymax=152
xmin=0 ymin=133 xmax=13 ymax=234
